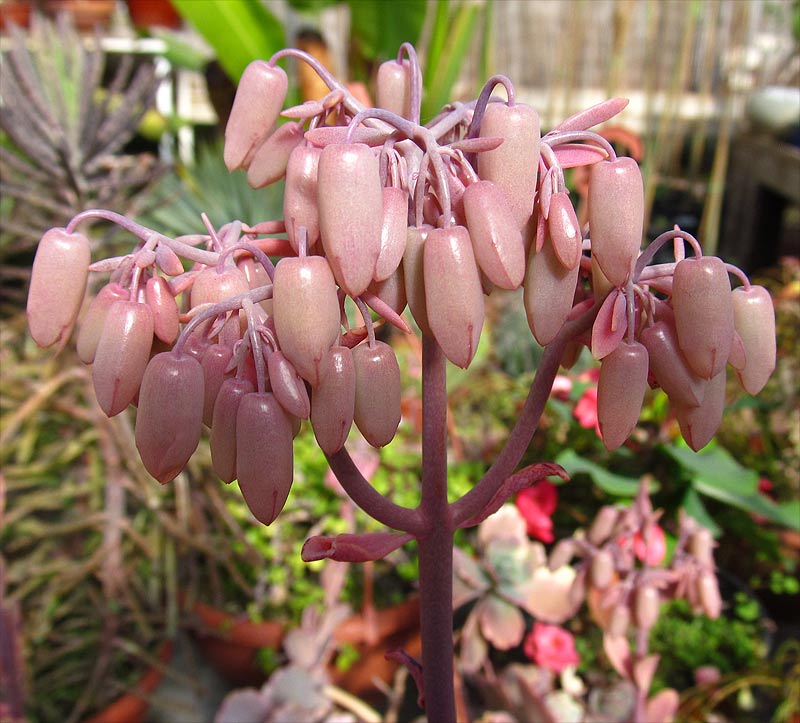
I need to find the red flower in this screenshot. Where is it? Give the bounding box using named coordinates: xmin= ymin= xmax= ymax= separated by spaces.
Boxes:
xmin=632 ymin=524 xmax=667 ymax=566
xmin=574 ymin=386 xmax=599 ymax=431
xmin=524 ymin=622 xmax=580 ymax=673
xmin=516 ymin=481 xmax=558 ymax=542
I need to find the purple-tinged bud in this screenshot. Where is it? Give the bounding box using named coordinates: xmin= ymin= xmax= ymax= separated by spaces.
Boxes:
xmin=676 ymin=369 xmax=726 ymax=451
xmin=588 ymin=505 xmax=620 ymax=546
xmin=672 ymin=256 xmax=734 ymax=380
xmin=597 ymin=341 xmax=649 ymax=451
xmin=375 ymin=186 xmax=409 ymax=281
xmin=76 ymin=282 xmax=129 ymax=364
xmin=284 ymin=145 xmax=322 ymax=252
xmin=462 ymin=180 xmax=526 ymax=289
xmin=224 ymin=61 xmax=288 ymax=171
xmin=402 ymin=225 xmax=432 ymax=335
xmin=92 ymin=300 xmax=154 ymax=417
xmin=352 ymin=341 xmax=401 ymax=448
xmin=210 ymin=378 xmax=254 ymax=483
xmin=732 ymin=285 xmax=776 ymax=395
xmin=27 ymin=227 xmax=91 ymax=349
xmin=376 ymin=59 xmax=414 ymax=119
xmin=423 ymin=226 xmax=484 ymax=368
xmin=272 ymin=256 xmax=340 ymax=388
xmin=477 ymin=102 xmax=541 ymax=236
xmin=145 ymin=276 xmax=180 ymax=345
xmin=190 ymin=266 xmax=250 ymax=344
xmin=201 ymin=343 xmax=233 ymax=427
xmin=267 ymin=350 xmax=311 ymax=419
xmin=588 ymin=157 xmax=644 ymax=287
xmin=608 ymin=603 xmax=631 ymax=637
xmin=246 ymin=121 xmax=305 ymax=188
xmin=235 ymin=392 xmax=294 ymax=525
xmin=523 ymin=237 xmax=580 ymax=346
xmin=311 ymin=346 xmax=356 ymax=455
xmin=640 ymin=319 xmax=706 ymax=408
xmin=135 ymin=351 xmax=204 ymax=483
xmin=591 ymin=550 xmax=615 ymax=590
xmin=697 ymin=571 xmax=722 ymax=619
xmin=318 ymin=143 xmax=383 ymax=297
xmin=548 ymin=192 xmax=582 ymax=270
xmin=634 ymin=586 xmax=660 ymax=630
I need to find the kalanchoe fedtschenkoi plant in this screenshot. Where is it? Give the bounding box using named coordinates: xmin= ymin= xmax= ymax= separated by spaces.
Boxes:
xmin=26 ymin=41 xmax=776 ymax=722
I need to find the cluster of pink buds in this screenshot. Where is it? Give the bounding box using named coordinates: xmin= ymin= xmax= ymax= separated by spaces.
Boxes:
xmin=26 ymin=42 xmax=776 ymax=527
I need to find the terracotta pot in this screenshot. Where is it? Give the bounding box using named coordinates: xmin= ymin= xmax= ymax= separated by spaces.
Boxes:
xmin=188 ymin=599 xmax=285 ymax=687
xmin=82 ymin=640 xmax=174 ymax=723
xmin=125 ymin=0 xmax=181 ymax=29
xmin=42 ymin=0 xmax=116 ymax=30
xmin=0 ymin=0 xmax=32 ymax=32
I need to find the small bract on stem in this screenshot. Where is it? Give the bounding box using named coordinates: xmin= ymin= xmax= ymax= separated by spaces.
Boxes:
xmin=26 ymin=39 xmax=776 ymax=723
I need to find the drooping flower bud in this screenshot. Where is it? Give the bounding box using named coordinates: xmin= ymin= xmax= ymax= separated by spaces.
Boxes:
xmin=588 ymin=505 xmax=620 ymax=546
xmin=634 ymin=586 xmax=660 ymax=630
xmin=697 ymin=571 xmax=722 ymax=619
xmin=402 ymin=225 xmax=432 ymax=335
xmin=588 ymin=157 xmax=644 ymax=287
xmin=731 ymin=285 xmax=776 ymax=395
xmin=352 ymin=341 xmax=401 ymax=448
xmin=145 ymin=276 xmax=180 ymax=345
xmin=375 ymin=186 xmax=409 ymax=281
xmin=27 ymin=227 xmax=91 ymax=349
xmin=688 ymin=528 xmax=715 ymax=568
xmin=675 ymin=369 xmax=726 ymax=451
xmin=640 ymin=319 xmax=706 ymax=408
xmin=76 ymin=282 xmax=129 ymax=364
xmin=597 ymin=341 xmax=649 ymax=451
xmin=376 ymin=59 xmax=414 ymax=119
xmin=267 ymin=350 xmax=311 ymax=419
xmin=271 ymin=256 xmax=340 ymax=387
xmin=368 ymin=266 xmax=407 ymax=316
xmin=201 ymin=343 xmax=234 ymax=427
xmin=462 ymin=180 xmax=526 ymax=289
xmin=235 ymin=392 xmax=294 ymax=525
xmin=224 ymin=60 xmax=288 ymax=171
xmin=284 ymin=145 xmax=322 ymax=252
xmin=423 ymin=226 xmax=484 ymax=368
xmin=317 ymin=143 xmax=383 ymax=297
xmin=190 ymin=266 xmax=250 ymax=344
xmin=311 ymin=345 xmax=356 ymax=455
xmin=246 ymin=121 xmax=305 ymax=188
xmin=135 ymin=351 xmax=204 ymax=483
xmin=210 ymin=377 xmax=254 ymax=483
xmin=672 ymin=256 xmax=734 ymax=380
xmin=547 ymin=192 xmax=582 ymax=270
xmin=590 ymin=549 xmax=614 ymax=590
xmin=92 ymin=300 xmax=154 ymax=417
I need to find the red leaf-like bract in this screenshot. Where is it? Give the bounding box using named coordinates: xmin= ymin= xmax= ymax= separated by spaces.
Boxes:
xmin=301 ymin=531 xmax=413 ymax=562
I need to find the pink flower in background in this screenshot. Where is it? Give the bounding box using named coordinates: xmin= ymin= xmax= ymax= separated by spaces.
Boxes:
xmin=574 ymin=368 xmax=601 ymax=433
xmin=524 ymin=623 xmax=580 ymax=673
xmin=516 ymin=481 xmax=558 ymax=542
xmin=551 ymin=374 xmax=573 ymax=400
xmin=632 ymin=524 xmax=667 ymax=566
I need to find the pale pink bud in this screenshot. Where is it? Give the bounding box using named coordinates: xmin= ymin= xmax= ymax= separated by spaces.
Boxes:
xmin=272 ymin=256 xmax=341 ymax=387
xmin=368 ymin=266 xmax=407 ymax=316
xmin=634 ymin=586 xmax=660 ymax=630
xmin=235 ymin=392 xmax=294 ymax=526
xmin=588 ymin=157 xmax=644 ymax=287
xmin=588 ymin=505 xmax=620 ymax=545
xmin=311 ymin=346 xmax=356 ymax=455
xmin=318 ymin=143 xmax=383 ymax=296
xmin=688 ymin=528 xmax=715 ymax=568
xmin=375 ymin=186 xmax=409 ymax=281
xmin=27 ymin=227 xmax=91 ymax=348
xmin=462 ymin=180 xmax=526 ymax=289
xmin=246 ymin=121 xmax=305 ymax=188
xmin=640 ymin=319 xmax=706 ymax=407
xmin=92 ymin=300 xmax=154 ymax=417
xmin=548 ymin=192 xmax=582 ymax=269
xmin=676 ymin=369 xmax=726 ymax=451
xmin=352 ymin=341 xmax=401 ymax=448
xmin=190 ymin=266 xmax=249 ymax=344
xmin=284 ymin=145 xmax=322 ymax=251
xmin=732 ymin=285 xmax=776 ymax=395
xmin=210 ymin=377 xmax=254 ymax=483
xmin=423 ymin=226 xmax=485 ymax=368
xmin=376 ymin=59 xmax=414 ymax=118
xmin=591 ymin=256 xmax=615 ymax=303
xmin=523 ymin=237 xmax=580 ymax=346
xmin=201 ymin=343 xmax=233 ymax=427
xmin=477 ymin=102 xmax=541 ymax=235
xmin=608 ymin=603 xmax=631 ymax=637
xmin=135 ymin=351 xmax=204 ymax=483
xmin=597 ymin=341 xmax=649 ymax=451
xmin=548 ymin=539 xmax=576 ymax=570
xmin=145 ymin=276 xmax=180 ymax=345
xmin=267 ymin=350 xmax=311 ymax=419
xmin=672 ymin=256 xmax=734 ymax=379
xmin=697 ymin=571 xmax=722 ymax=619
xmin=402 ymin=225 xmax=432 ymax=335
xmin=76 ymin=282 xmax=128 ymax=364
xmin=591 ymin=550 xmax=614 ymax=590
xmin=224 ymin=61 xmax=288 ymax=171
xmin=155 ymin=244 xmax=185 ymax=277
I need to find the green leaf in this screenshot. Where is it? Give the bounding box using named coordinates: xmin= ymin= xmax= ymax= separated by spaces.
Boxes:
xmin=554 ymin=449 xmax=646 ymax=496
xmin=346 ymin=0 xmax=427 ymax=61
xmin=681 ymin=487 xmax=722 ymax=537
xmin=171 ymin=0 xmax=285 ymax=82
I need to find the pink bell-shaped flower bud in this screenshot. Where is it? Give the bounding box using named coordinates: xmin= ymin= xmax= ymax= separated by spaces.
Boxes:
xmin=588 ymin=157 xmax=644 ymax=287
xmin=135 ymin=351 xmax=205 ymax=483
xmin=523 ymin=237 xmax=580 ymax=346
xmin=675 ymin=369 xmax=726 ymax=451
xmin=376 ymin=59 xmax=414 ymax=119
xmin=634 ymin=586 xmax=660 ymax=630
xmin=318 ymin=143 xmax=383 ymax=297
xmin=27 ymin=227 xmax=91 ymax=349
xmin=697 ymin=571 xmax=722 ymax=619
xmin=76 ymin=282 xmax=129 ymax=364
xmin=224 ymin=60 xmax=288 ymax=171
xmin=423 ymin=226 xmax=485 ymax=368
xmin=477 ymin=102 xmax=541 ymax=236
xmin=375 ymin=186 xmax=409 ymax=281
xmin=402 ymin=225 xmax=432 ymax=335
xmin=201 ymin=343 xmax=234 ymax=427
xmin=731 ymin=285 xmax=776 ymax=395
xmin=210 ymin=377 xmax=254 ymax=483
xmin=155 ymin=244 xmax=185 ymax=277
xmin=640 ymin=319 xmax=706 ymax=407
xmin=272 ymin=256 xmax=341 ymax=387
xmin=246 ymin=121 xmax=305 ymax=189
xmin=145 ymin=276 xmax=180 ymax=345
xmin=190 ymin=265 xmax=250 ymax=344
xmin=597 ymin=340 xmax=649 ymax=451
xmin=284 ymin=145 xmax=322 ymax=252
xmin=267 ymin=350 xmax=311 ymax=419
xmin=235 ymin=392 xmax=294 ymax=526
xmin=462 ymin=180 xmax=526 ymax=289
xmin=311 ymin=345 xmax=356 ymax=455
xmin=672 ymin=256 xmax=734 ymax=380
xmin=92 ymin=300 xmax=154 ymax=417
xmin=547 ymin=192 xmax=582 ymax=270
xmin=368 ymin=266 xmax=407 ymax=316
xmin=352 ymin=341 xmax=402 ymax=448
